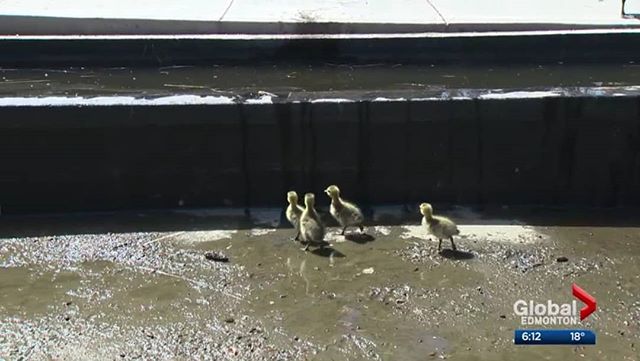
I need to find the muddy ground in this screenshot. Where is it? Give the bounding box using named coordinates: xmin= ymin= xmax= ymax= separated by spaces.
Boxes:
xmin=0 ymin=206 xmax=638 ymax=361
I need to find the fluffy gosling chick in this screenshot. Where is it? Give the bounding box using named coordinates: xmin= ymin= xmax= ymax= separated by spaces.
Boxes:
xmin=285 ymin=191 xmax=304 ymax=241
xmin=300 ymin=193 xmax=326 ymax=251
xmin=419 ymin=203 xmax=460 ymax=251
xmin=325 ymin=185 xmax=364 ymax=235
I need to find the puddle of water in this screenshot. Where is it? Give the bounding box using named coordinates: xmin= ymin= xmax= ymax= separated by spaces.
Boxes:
xmin=0 ymin=260 xmax=196 ymax=326
xmin=223 ymin=226 xmax=483 ymax=360
xmin=0 ymin=267 xmax=81 ymax=315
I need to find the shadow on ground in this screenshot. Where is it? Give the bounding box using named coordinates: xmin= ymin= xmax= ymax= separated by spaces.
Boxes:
xmin=344 ymin=233 xmax=376 ymax=244
xmin=310 ymin=247 xmax=346 ymax=258
xmin=439 ymin=249 xmax=475 ymax=260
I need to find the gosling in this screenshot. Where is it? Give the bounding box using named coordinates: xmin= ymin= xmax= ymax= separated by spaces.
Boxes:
xmin=299 ymin=193 xmax=326 ymax=251
xmin=419 ymin=203 xmax=460 ymax=251
xmin=285 ymin=191 xmax=304 ymax=241
xmin=324 ymin=185 xmax=364 ymax=235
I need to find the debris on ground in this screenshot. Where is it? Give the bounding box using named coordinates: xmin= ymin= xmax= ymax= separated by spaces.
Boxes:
xmin=205 ymin=252 xmax=230 ymax=263
xmin=362 ymin=267 xmax=375 ymax=274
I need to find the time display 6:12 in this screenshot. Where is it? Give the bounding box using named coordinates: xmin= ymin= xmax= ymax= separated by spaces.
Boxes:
xmin=520 ymin=331 xmax=542 ymax=342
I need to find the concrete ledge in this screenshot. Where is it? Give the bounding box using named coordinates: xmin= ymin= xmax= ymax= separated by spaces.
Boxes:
xmin=0 ymin=16 xmax=455 ymax=35
xmin=1 ymin=88 xmax=639 ymax=214
xmin=3 ymin=15 xmax=640 ymax=36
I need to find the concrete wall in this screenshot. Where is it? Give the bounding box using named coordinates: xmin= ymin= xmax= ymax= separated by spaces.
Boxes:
xmin=2 ymin=32 xmax=640 ymax=66
xmin=1 ymin=96 xmax=639 ymax=214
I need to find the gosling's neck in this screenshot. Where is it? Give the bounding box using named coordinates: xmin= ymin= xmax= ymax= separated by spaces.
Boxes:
xmin=305 ymin=204 xmax=319 ymax=218
xmin=330 ymin=194 xmax=342 ymax=206
xmin=422 ymin=212 xmax=433 ymax=223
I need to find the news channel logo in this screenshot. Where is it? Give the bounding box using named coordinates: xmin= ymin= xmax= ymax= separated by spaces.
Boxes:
xmin=513 ymin=283 xmax=597 ymax=345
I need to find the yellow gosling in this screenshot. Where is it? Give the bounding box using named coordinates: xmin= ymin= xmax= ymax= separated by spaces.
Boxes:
xmin=285 ymin=191 xmax=304 ymax=241
xmin=419 ymin=203 xmax=460 ymax=251
xmin=324 ymin=185 xmax=364 ymax=235
xmin=300 ymin=193 xmax=326 ymax=251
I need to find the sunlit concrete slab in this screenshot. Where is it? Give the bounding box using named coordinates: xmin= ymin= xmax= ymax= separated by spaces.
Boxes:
xmin=0 ymin=0 xmax=231 ymax=21
xmin=0 ymin=0 xmax=639 ymax=35
xmin=220 ymin=0 xmax=444 ymax=24
xmin=625 ymin=0 xmax=640 ymax=15
xmin=431 ymin=0 xmax=638 ymax=25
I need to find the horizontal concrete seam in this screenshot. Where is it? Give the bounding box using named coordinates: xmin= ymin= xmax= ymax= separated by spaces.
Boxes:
xmin=4 ymin=28 xmax=640 ymax=40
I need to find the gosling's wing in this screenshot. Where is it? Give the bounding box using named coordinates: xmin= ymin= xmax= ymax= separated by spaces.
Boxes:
xmin=353 ymin=204 xmax=364 ymax=223
xmin=301 ymin=216 xmax=324 ymax=241
xmin=441 ymin=216 xmax=460 ymax=235
xmin=343 ymin=200 xmax=364 ymax=223
xmin=453 ymin=222 xmax=460 ymax=235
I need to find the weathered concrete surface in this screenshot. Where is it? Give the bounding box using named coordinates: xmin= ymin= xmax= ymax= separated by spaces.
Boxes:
xmin=0 ymin=207 xmax=638 ymax=360
xmin=628 ymin=0 xmax=640 ymax=15
xmin=0 ymin=0 xmax=638 ymax=35
xmin=432 ymin=0 xmax=633 ymax=25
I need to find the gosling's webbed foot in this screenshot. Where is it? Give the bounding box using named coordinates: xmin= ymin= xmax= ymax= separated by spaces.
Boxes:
xmin=359 ymin=225 xmax=364 ymax=233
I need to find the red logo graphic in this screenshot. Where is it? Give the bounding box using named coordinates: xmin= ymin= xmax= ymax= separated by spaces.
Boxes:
xmin=572 ymin=283 xmax=597 ymax=321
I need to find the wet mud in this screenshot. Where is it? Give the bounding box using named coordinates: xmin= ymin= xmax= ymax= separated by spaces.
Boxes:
xmin=0 ymin=207 xmax=639 ymax=360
